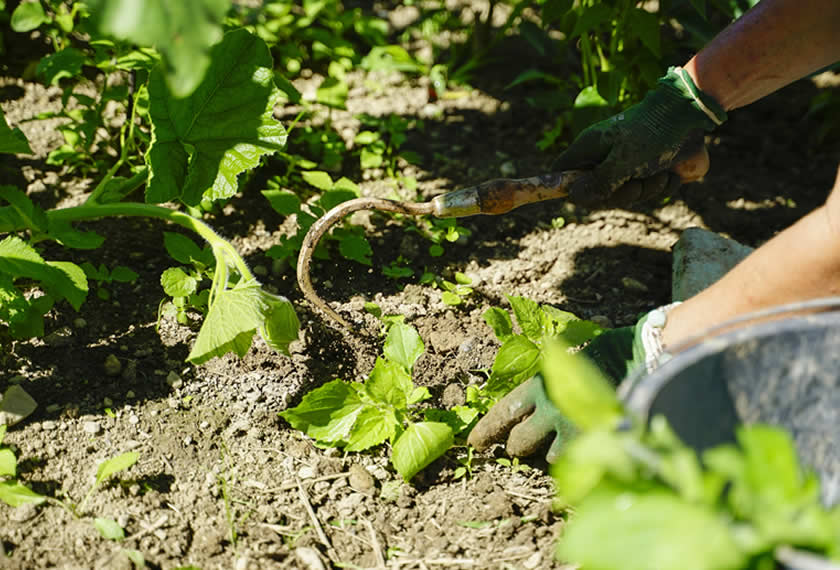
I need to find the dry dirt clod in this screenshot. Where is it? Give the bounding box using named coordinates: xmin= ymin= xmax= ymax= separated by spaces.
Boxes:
xmin=348 ymin=464 xmax=375 ymax=494
xmin=103 ymin=354 xmax=122 ymax=376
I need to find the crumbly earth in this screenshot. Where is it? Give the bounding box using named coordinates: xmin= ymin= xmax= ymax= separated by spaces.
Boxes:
xmin=1 ymin=47 xmax=839 ymax=570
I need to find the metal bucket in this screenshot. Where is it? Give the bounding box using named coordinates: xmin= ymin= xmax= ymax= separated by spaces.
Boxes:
xmin=620 ymin=297 xmax=840 ymax=508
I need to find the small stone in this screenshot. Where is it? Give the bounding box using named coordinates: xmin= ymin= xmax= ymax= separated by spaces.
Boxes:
xmin=9 ymin=503 xmax=39 ymax=522
xmin=103 ymin=397 xmax=113 ymax=407
xmin=166 ymin=371 xmax=183 ymax=389
xmin=46 ymin=403 xmax=61 ymax=413
xmin=590 ymin=315 xmax=613 ymax=329
xmin=523 ymin=552 xmax=542 ymax=569
xmin=252 ymin=264 xmax=268 ymax=277
xmin=82 ymin=421 xmax=101 ymax=435
xmin=183 ymin=435 xmax=193 ymax=446
xmin=199 ymin=421 xmax=210 ymax=429
xmin=348 ymin=464 xmax=375 ymax=494
xmin=126 ymin=390 xmax=136 ymax=399
xmin=128 ymin=415 xmax=140 ymax=425
xmin=295 ymin=547 xmax=327 ymax=570
xmin=72 ymin=317 xmax=87 ymax=329
xmin=621 ymin=276 xmax=649 ymax=293
xmin=103 ymin=354 xmax=122 ymax=377
xmin=44 ymin=326 xmax=73 ymax=347
xmin=41 ymin=420 xmax=57 ymax=430
xmin=499 ymin=160 xmax=516 ymax=177
xmin=298 ymin=465 xmax=317 ymax=479
xmin=0 ymin=385 xmax=38 ymax=426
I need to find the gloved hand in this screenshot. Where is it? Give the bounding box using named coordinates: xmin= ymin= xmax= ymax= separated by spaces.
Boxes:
xmin=556 ymin=67 xmax=726 ymax=207
xmin=467 ymin=304 xmax=679 ymax=462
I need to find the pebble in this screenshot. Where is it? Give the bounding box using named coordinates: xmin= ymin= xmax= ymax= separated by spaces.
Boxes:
xmin=41 ymin=420 xmax=57 ymax=430
xmin=298 ymin=465 xmax=317 ymax=479
xmin=126 ymin=390 xmax=136 ymax=399
xmin=121 ymin=361 xmax=137 ymax=382
xmin=82 ymin=420 xmax=101 ymax=435
xmin=295 ymin=547 xmax=327 ymax=570
xmin=103 ymin=354 xmax=122 ymax=376
xmin=0 ymin=385 xmax=38 ymax=426
xmin=128 ymin=414 xmax=140 ymax=425
xmin=46 ymin=403 xmax=61 ymax=413
xmin=103 ymin=397 xmax=113 ymax=407
xmin=621 ymin=276 xmax=649 ymax=293
xmin=166 ymin=371 xmax=183 ymax=389
xmin=499 ymin=160 xmax=516 ymax=177
xmin=9 ymin=503 xmax=39 ymax=523
xmin=252 ymin=264 xmax=268 ymax=276
xmin=72 ymin=317 xmax=87 ymax=329
xmin=590 ymin=315 xmax=613 ymax=329
xmin=199 ymin=421 xmax=210 ymax=429
xmin=523 ymin=552 xmax=542 ymax=569
xmin=348 ymin=464 xmax=375 ymax=493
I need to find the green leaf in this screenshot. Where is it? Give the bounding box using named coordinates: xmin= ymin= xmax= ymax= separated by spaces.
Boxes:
xmin=0 ymin=480 xmax=46 ymax=507
xmin=110 ymin=266 xmax=139 ymax=283
xmin=160 ymin=267 xmax=197 ymax=297
xmin=187 ymin=279 xmax=270 ymax=364
xmin=259 ymin=293 xmax=300 ymax=355
xmin=10 ymin=1 xmax=47 ymax=32
xmin=344 ymin=407 xmax=397 ymax=452
xmin=488 ymin=335 xmax=541 ymax=391
xmin=94 ymin=517 xmax=125 ymax=541
xmin=407 ymin=386 xmax=431 ymax=405
xmin=0 ymin=236 xmax=87 ymax=310
xmin=279 ymin=379 xmax=366 ymax=445
xmin=301 ymin=170 xmax=333 ymax=191
xmin=542 ymin=339 xmax=623 ymax=430
xmin=0 ymin=448 xmax=17 ymax=477
xmin=315 ymin=77 xmax=348 ymax=109
xmin=261 ymin=189 xmax=301 ymax=216
xmin=163 ymin=232 xmax=212 ymax=267
xmin=88 ymin=0 xmax=230 ymax=97
xmin=95 ymin=452 xmax=139 ymax=485
xmin=361 ymin=46 xmax=427 ymax=74
xmin=332 ymin=177 xmax=360 ymax=195
xmin=123 ymin=549 xmax=145 ymax=567
xmin=0 ymin=108 xmax=32 ymax=154
xmin=570 ymin=3 xmax=612 ymax=38
xmin=441 ymin=291 xmax=462 ymax=306
xmin=360 ymin=146 xmax=384 ymax=170
xmin=506 ymin=295 xmax=543 ymax=340
xmin=483 ymin=307 xmax=513 ymax=341
xmin=0 ymin=186 xmax=47 ymax=232
xmin=552 ymin=429 xmax=635 ymax=505
xmin=36 ymin=47 xmax=86 ymax=86
xmin=391 ymin=422 xmax=454 ymax=481
xmin=384 ymin=323 xmax=424 ymax=371
xmin=47 ymin=219 xmax=105 ymax=249
xmin=354 ymin=131 xmax=379 ymax=145
xmin=627 ymin=8 xmax=661 ymax=58
xmin=366 ymin=357 xmax=413 ymax=409
xmin=574 ymin=85 xmax=609 ymax=109
xmin=145 ymin=29 xmax=287 ymax=205
xmin=558 ymin=489 xmax=744 ymax=570
xmin=423 ymin=406 xmax=479 ymax=435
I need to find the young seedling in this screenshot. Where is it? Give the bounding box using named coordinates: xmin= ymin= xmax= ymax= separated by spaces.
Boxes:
xmin=281 ymin=322 xmax=480 ymax=481
xmin=77 ymin=451 xmax=139 ymax=515
xmin=0 ymin=425 xmax=46 ymax=507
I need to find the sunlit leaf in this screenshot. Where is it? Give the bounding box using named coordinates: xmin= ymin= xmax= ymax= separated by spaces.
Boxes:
xmin=96 ymin=452 xmax=139 ymax=484
xmin=384 ymin=323 xmax=424 ymax=371
xmin=0 ymin=108 xmax=32 ymax=155
xmin=146 ymin=29 xmax=286 ymax=205
xmin=391 ymin=422 xmax=453 ymax=481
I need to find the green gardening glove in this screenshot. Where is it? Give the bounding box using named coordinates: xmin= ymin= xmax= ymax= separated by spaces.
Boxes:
xmin=467 ymin=308 xmax=671 ymax=463
xmin=556 ymin=67 xmax=726 ymax=207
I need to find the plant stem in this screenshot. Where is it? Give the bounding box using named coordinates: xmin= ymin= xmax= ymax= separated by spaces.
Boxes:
xmin=45 ymin=202 xmax=254 ymax=282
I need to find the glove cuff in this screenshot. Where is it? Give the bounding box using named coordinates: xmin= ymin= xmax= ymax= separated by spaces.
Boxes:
xmin=637 ymin=301 xmax=682 ymax=372
xmin=659 ymin=67 xmax=727 ymax=129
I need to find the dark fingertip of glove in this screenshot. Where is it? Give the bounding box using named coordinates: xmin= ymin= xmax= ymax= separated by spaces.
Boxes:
xmin=568 ymin=173 xmax=613 ymax=207
xmin=506 ymin=415 xmax=556 ymax=457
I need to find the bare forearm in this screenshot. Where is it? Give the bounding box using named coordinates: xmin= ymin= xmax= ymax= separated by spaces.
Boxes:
xmin=663 ymin=168 xmax=840 ymax=348
xmin=684 ymin=0 xmax=840 ymax=111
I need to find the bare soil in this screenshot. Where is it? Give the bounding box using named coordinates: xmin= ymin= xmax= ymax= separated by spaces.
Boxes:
xmin=1 ymin=56 xmax=839 ymax=569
